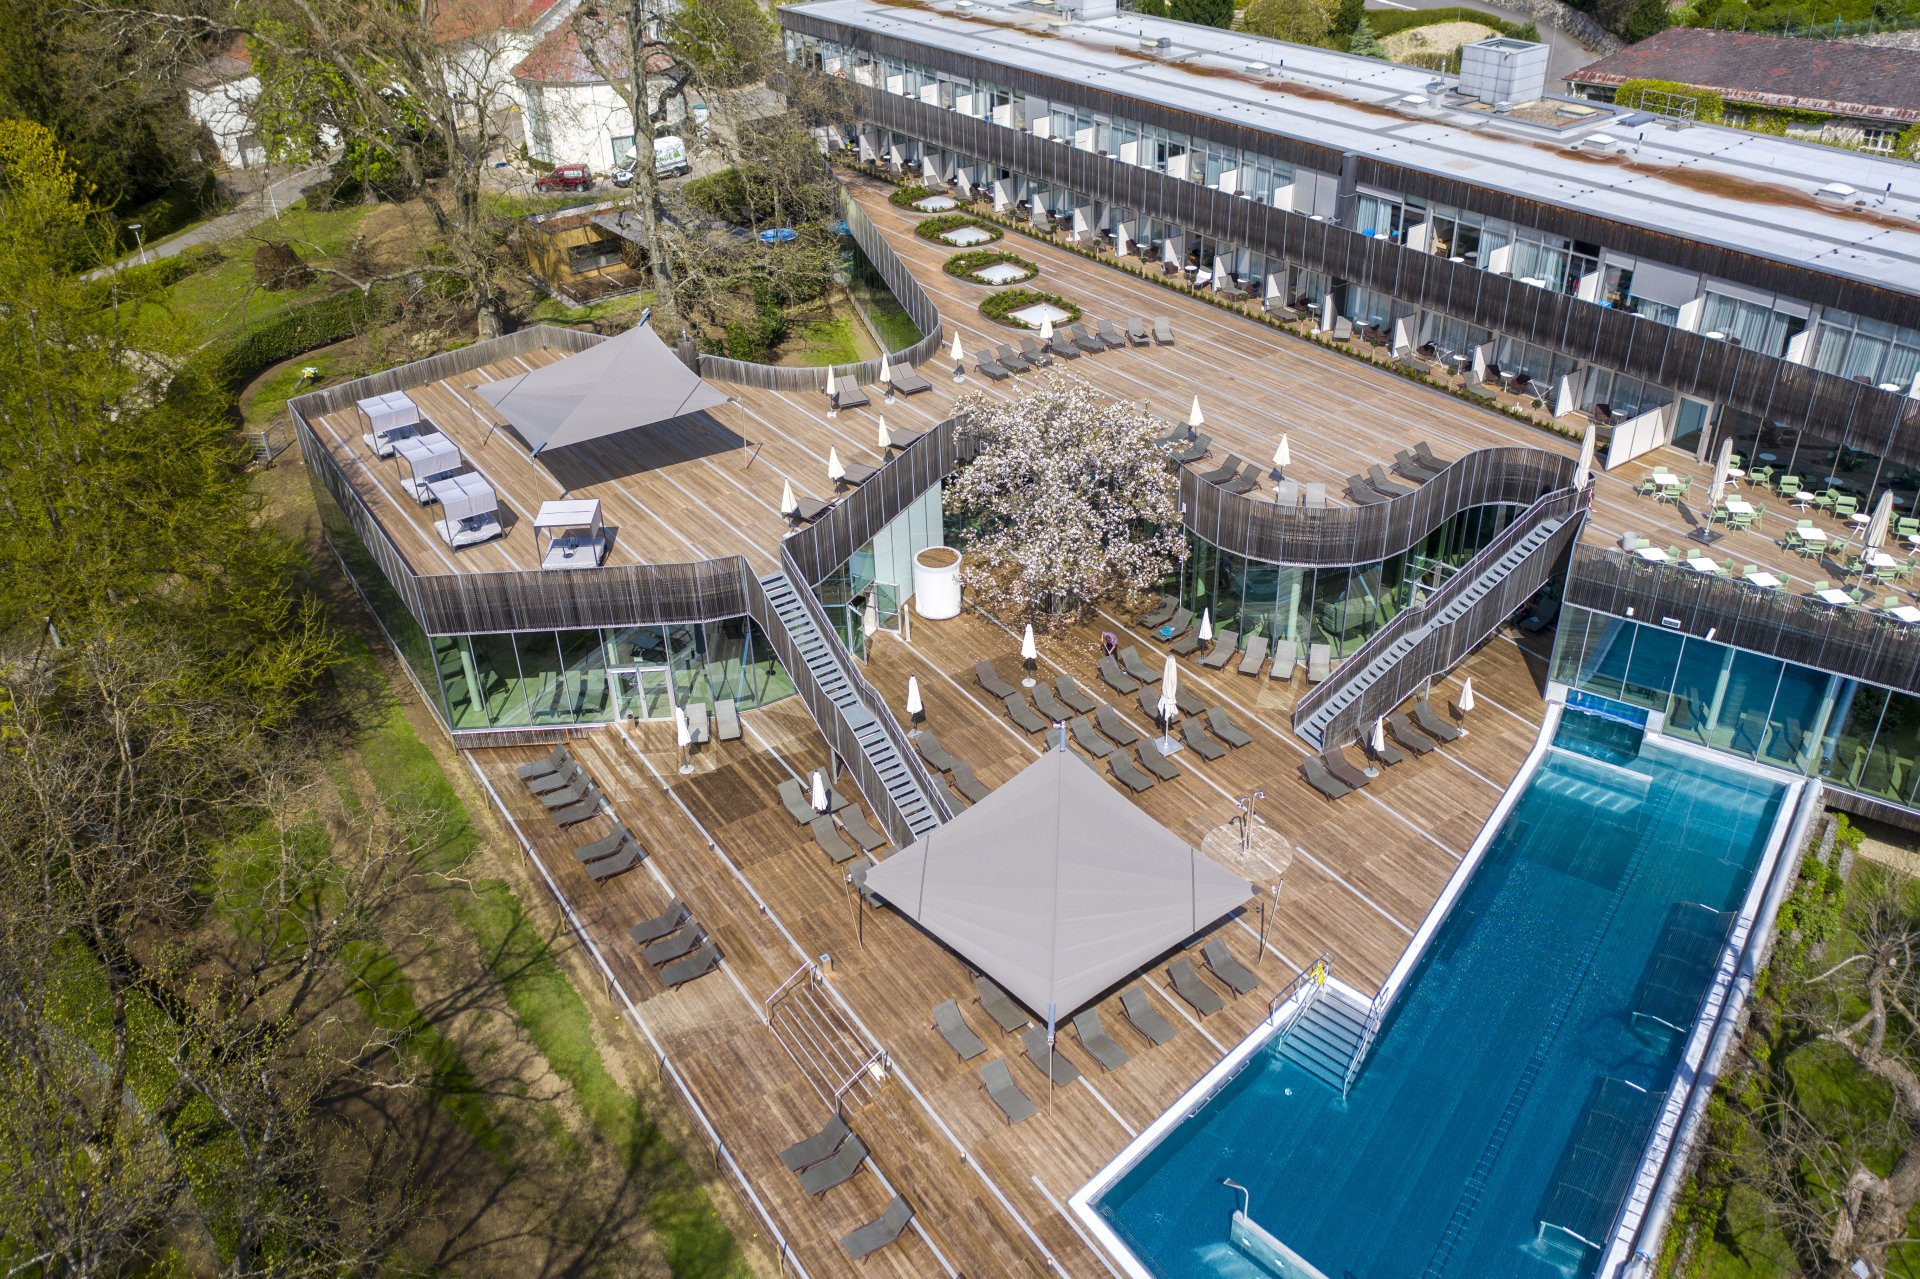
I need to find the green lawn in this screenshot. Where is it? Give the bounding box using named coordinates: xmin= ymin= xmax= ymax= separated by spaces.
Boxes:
xmin=789 ymin=313 xmax=865 ymax=366
xmin=529 ymin=289 xmax=656 ymax=327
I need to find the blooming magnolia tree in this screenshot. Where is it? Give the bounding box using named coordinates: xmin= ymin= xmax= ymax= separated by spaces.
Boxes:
xmin=945 ymin=375 xmax=1186 ymax=622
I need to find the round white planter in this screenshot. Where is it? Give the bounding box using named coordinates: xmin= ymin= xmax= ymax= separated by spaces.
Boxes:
xmin=913 ymin=547 xmax=962 ymax=620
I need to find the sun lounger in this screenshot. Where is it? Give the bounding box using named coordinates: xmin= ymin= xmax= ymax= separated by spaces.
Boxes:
xmin=1032 ymin=683 xmax=1072 ymax=721
xmin=1301 ymin=753 xmax=1352 ymax=800
xmin=1393 ymin=449 xmax=1443 ymax=482
xmin=1005 ymin=693 xmax=1049 ymax=733
xmin=660 ymin=941 xmax=720 ymax=988
xmin=1138 ymin=685 xmax=1176 ymax=726
xmin=1387 ymin=712 xmax=1440 ymax=755
xmin=975 ymin=355 xmax=1012 ymax=380
xmin=976 ymin=661 xmax=1019 ymax=699
xmin=1330 ymin=315 xmax=1353 ymax=341
xmin=779 ymin=1113 xmax=850 ymax=1172
xmin=714 ymin=698 xmax=741 ymax=741
xmin=1237 ymin=635 xmax=1268 ymax=676
xmin=1175 ymin=683 xmax=1205 ymax=717
xmin=1097 ymin=319 xmax=1128 ymax=349
xmin=788 ymin=495 xmax=832 ymax=524
xmin=1152 ymin=316 xmax=1174 ymax=345
xmin=777 ymin=777 xmax=817 ymax=824
xmin=1181 ymin=717 xmax=1227 ymax=761
xmin=950 ymin=759 xmax=990 ymax=804
xmin=1413 ymin=698 xmax=1464 ymax=743
xmin=1199 ymin=629 xmax=1238 ymax=668
xmin=1367 ymin=730 xmax=1407 ymax=768
xmin=1520 ymin=596 xmax=1560 ymax=633
xmin=1153 ymin=609 xmax=1193 ymax=644
xmin=1306 ymin=643 xmax=1331 ymax=684
xmin=549 ymin=789 xmax=602 ymax=827
xmin=1367 ymin=464 xmax=1414 ymax=498
xmin=1047 ymin=330 xmax=1081 ymax=359
xmin=1019 ymin=337 xmax=1053 ymax=367
xmin=1346 ymin=474 xmax=1391 ymax=505
xmin=996 ymin=343 xmax=1031 ymax=372
xmin=587 ymin=843 xmax=644 ymax=881
xmin=975 ymin=977 xmax=1030 ymax=1033
xmin=835 ymin=459 xmax=879 ymax=488
xmin=1099 ymin=654 xmax=1139 ymax=694
xmin=1121 ymin=986 xmax=1177 ymax=1046
xmin=810 ymin=815 xmax=862 ymax=864
xmin=890 ymin=365 xmax=933 ymax=395
xmin=1322 ymin=750 xmax=1373 ymax=791
xmin=1095 ymin=704 xmax=1143 ymax=746
xmin=1070 ymin=715 xmax=1113 ymax=758
xmin=515 ymin=746 xmax=571 ymax=781
xmin=1056 ymin=675 xmax=1098 ymax=714
xmin=1168 ymin=957 xmax=1224 ymax=1016
xmin=685 ymin=701 xmax=712 ymax=745
xmin=1169 ymin=625 xmax=1205 ymax=657
xmin=1139 ymin=594 xmax=1178 ymax=627
xmin=526 ymin=761 xmax=582 ymax=797
xmin=839 ymin=805 xmax=889 ymax=852
xmin=934 ymin=999 xmax=988 ymax=1060
xmin=841 ymin=1196 xmax=914 ymax=1262
xmin=980 ymin=1059 xmax=1038 ymax=1125
xmin=1073 ymin=1009 xmax=1130 ymax=1071
xmin=1168 ymin=435 xmax=1209 ymax=465
xmin=1069 ymin=324 xmax=1105 ymax=354
xmin=1202 ymin=939 xmax=1259 ymax=997
xmin=1022 ymin=1026 xmax=1081 ymax=1085
xmin=1119 ymin=645 xmax=1160 ymax=683
xmin=1271 ymin=639 xmax=1299 ymax=682
xmin=1206 ymin=706 xmax=1253 ymax=748
xmin=1109 ymin=750 xmax=1157 ymax=792
xmin=630 ymin=899 xmax=689 ymax=946
xmin=915 ymin=730 xmax=956 ymax=772
xmin=1126 ymin=315 xmax=1150 ymax=345
xmin=1221 ymin=465 xmax=1261 ymax=496
xmin=1138 ymin=742 xmax=1185 ymax=782
xmin=1413 ymin=440 xmax=1451 ymax=471
xmin=538 ymin=773 xmax=593 ymax=809
xmin=1196 ymin=458 xmax=1239 ymax=486
xmin=831 ymin=381 xmax=870 ymax=411
xmin=644 ymin=924 xmax=706 ymax=967
xmin=797 ymin=1134 xmax=868 ymax=1194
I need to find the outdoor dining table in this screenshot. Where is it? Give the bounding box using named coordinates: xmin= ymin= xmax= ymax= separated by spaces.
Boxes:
xmin=1889 ymin=605 xmax=1920 ymax=625
xmin=1635 ymin=546 xmax=1671 ymax=562
xmin=1798 ymin=527 xmax=1829 ymax=544
xmin=1850 ymin=513 xmax=1872 ymax=528
xmin=1866 ymin=550 xmax=1900 ymax=569
xmin=1792 ymin=491 xmax=1819 ymax=507
xmin=1685 ymin=556 xmax=1719 ymax=574
xmin=1745 ymin=571 xmax=1782 ymax=589
xmin=1724 ymin=498 xmax=1754 ymax=516
xmin=1815 ymin=588 xmax=1854 ymax=606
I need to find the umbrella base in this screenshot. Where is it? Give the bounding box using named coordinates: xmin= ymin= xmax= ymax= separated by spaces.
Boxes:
xmin=1156 ymin=735 xmax=1185 ymax=756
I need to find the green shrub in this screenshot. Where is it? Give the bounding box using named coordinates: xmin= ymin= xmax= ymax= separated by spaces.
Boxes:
xmin=943 ymin=249 xmax=1039 ymax=284
xmin=887 ymin=183 xmax=938 ymax=208
xmin=1614 ymin=77 xmax=1724 ymax=123
xmin=722 ymin=295 xmax=787 ymax=362
xmin=980 ymin=287 xmax=1081 ymax=329
xmin=683 ymin=167 xmax=751 ymax=222
xmin=182 ymin=287 xmax=396 ymax=398
xmin=914 ymin=213 xmax=1001 ymax=245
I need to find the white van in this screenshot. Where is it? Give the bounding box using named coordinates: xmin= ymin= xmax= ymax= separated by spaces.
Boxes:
xmin=613 ymin=136 xmax=691 ymax=187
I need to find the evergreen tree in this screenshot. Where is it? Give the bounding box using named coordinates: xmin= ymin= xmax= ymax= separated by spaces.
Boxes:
xmin=1171 ymin=0 xmax=1236 ymax=27
xmin=1348 ymin=14 xmax=1389 ymax=57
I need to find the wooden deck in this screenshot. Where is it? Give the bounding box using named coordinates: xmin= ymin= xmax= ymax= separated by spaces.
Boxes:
xmin=467 ymin=613 xmax=1549 ymax=1278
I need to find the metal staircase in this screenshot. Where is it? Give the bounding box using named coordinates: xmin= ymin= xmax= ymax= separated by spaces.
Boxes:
xmin=751 ymin=570 xmax=947 ymax=844
xmin=1294 ymin=486 xmax=1589 ymax=751
xmin=1276 ymin=988 xmax=1370 ymax=1094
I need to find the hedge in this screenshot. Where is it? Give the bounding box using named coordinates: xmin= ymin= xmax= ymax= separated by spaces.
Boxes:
xmin=980 ymin=288 xmax=1081 ymax=329
xmin=887 ymin=183 xmax=938 ymax=208
xmin=943 ymin=249 xmax=1039 ymax=284
xmin=913 ymin=214 xmax=1001 ymax=246
xmin=183 ymin=287 xmax=397 ymax=398
xmin=1366 ymin=6 xmax=1537 ymax=38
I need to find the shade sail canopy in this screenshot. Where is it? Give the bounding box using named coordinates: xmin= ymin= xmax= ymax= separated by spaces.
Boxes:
xmin=866 ymin=748 xmax=1253 ymax=1017
xmin=477 ymin=320 xmax=728 ymax=455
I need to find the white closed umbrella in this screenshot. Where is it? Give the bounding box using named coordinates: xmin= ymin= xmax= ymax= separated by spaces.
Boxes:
xmin=876 ymin=416 xmax=892 ymax=450
xmin=1459 ymin=678 xmax=1476 ymax=714
xmin=1021 ymin=622 xmax=1038 ymax=687
xmin=879 ymin=350 xmax=892 ymax=387
xmin=1187 ymin=396 xmax=1205 ymax=430
xmin=811 ymin=769 xmax=829 ymax=812
xmin=905 ymin=675 xmax=923 ymax=728
xmin=779 ymin=479 xmax=797 ymax=517
xmin=1038 ymin=316 xmax=1054 ymax=343
xmin=828 ymin=448 xmax=847 ymax=483
xmin=1197 ymin=609 xmax=1213 ymax=645
xmin=1865 ymin=489 xmax=1895 ymax=553
xmin=1573 ymin=421 xmax=1596 ymax=491
xmin=1157 ymin=658 xmax=1180 ymax=750
xmin=862 ymin=596 xmax=879 ymax=637
xmin=824 ymin=364 xmax=836 ymax=398
xmin=951 ymin=332 xmax=966 ymax=381
xmin=1272 ymin=435 xmax=1291 ymax=476
xmin=674 ymin=705 xmax=694 ymax=773
xmin=1371 ymin=716 xmax=1387 ymax=755
xmin=1708 ymin=437 xmax=1733 ymax=509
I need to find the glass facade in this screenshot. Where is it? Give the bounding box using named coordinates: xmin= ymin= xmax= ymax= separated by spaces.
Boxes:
xmin=1552 ymin=604 xmax=1920 ymax=807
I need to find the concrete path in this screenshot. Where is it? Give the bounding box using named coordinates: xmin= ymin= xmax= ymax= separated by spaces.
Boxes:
xmin=89 ymin=162 xmax=331 ymax=279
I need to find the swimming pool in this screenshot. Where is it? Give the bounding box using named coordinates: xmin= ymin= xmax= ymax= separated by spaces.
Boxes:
xmin=1090 ymin=711 xmax=1790 ymax=1279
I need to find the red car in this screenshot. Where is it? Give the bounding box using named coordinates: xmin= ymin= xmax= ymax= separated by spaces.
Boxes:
xmin=535 ymin=164 xmax=593 ymax=192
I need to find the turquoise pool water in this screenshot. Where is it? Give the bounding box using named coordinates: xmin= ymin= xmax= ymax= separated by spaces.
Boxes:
xmin=1095 ymin=711 xmax=1787 ymax=1279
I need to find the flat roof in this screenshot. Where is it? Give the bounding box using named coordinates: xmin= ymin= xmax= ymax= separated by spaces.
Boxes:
xmin=784 ymin=0 xmax=1920 ymax=298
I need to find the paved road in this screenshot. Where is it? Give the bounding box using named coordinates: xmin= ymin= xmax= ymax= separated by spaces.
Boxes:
xmin=89 ymin=162 xmax=331 ymax=279
xmin=1366 ymin=0 xmax=1597 ymax=85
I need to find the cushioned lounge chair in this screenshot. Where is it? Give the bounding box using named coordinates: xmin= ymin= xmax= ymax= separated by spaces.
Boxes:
xmin=1237 ymin=634 xmax=1269 ymax=676
xmin=1074 ymin=1009 xmax=1130 ymax=1071
xmin=975 ymin=977 xmax=1030 ymax=1033
xmin=1119 ymin=646 xmax=1160 ymax=683
xmin=644 ymin=924 xmax=706 ymax=967
xmin=714 ymin=698 xmax=741 ymax=741
xmin=1138 ymin=743 xmax=1185 ymax=782
xmin=1387 ymin=712 xmax=1440 ymax=755
xmin=1414 ymin=697 xmax=1464 ymax=743
xmin=1005 ymin=693 xmax=1048 ymax=734
xmin=934 ymin=999 xmax=988 ymax=1061
xmin=1032 ymin=683 xmax=1072 ymax=721
xmin=1306 ymin=643 xmax=1332 ymax=684
xmin=1152 ymin=317 xmax=1174 ymax=345
xmin=515 ymin=746 xmax=571 ymax=781
xmin=1168 ymin=957 xmax=1225 ymax=1016
xmin=811 ymin=815 xmax=862 ymax=864
xmin=1322 ymin=750 xmax=1374 ymax=792
xmin=630 ymin=900 xmax=689 ymax=947
xmin=586 ymin=844 xmax=644 ymax=881
xmin=1206 ymin=706 xmax=1253 ymax=748
xmin=660 ymin=941 xmax=720 ymax=988
xmin=1154 ymin=608 xmax=1193 ymax=643
xmin=1181 ymin=717 xmax=1227 ymax=761
xmin=1301 ymin=754 xmax=1351 ymax=801
xmin=915 ymin=730 xmax=956 ymax=772
xmin=1126 ymin=316 xmax=1150 ymax=345
xmin=1022 ymin=1026 xmax=1080 ymax=1085
xmin=980 ymin=1059 xmax=1038 ymax=1125
xmin=831 ymin=382 xmax=870 ymax=411
xmin=1121 ymin=986 xmax=1176 ymax=1045
xmin=1271 ymin=639 xmax=1298 ymax=681
xmin=777 ymin=777 xmax=816 ymax=824
xmin=841 ymin=1197 xmax=914 ymax=1262
xmin=1099 ymin=654 xmax=1139 ymax=694
xmin=1108 ymin=750 xmax=1156 ymax=793
xmin=798 ymin=1134 xmax=868 ymax=1194
xmin=976 ymin=661 xmax=1019 ymax=699
xmin=1056 ymin=675 xmax=1098 ymax=714
xmin=1202 ymin=939 xmax=1259 ymax=997
xmin=950 ymin=759 xmax=990 ymax=804
xmin=1095 ymin=704 xmax=1143 ymax=746
xmin=889 ymin=365 xmax=933 ymax=395
xmin=1139 ymin=594 xmax=1177 ymax=627
xmin=1071 ymin=715 xmax=1113 ymax=758
xmin=1199 ymin=629 xmax=1239 ymax=668
xmin=779 ymin=1113 xmax=850 ymax=1172
xmin=839 ymin=805 xmax=889 ymax=852
xmin=549 ymin=789 xmax=602 ymax=827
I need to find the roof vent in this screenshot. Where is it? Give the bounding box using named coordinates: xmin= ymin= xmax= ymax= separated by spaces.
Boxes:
xmin=1247 ymin=59 xmax=1270 ymax=73
xmin=1494 ymin=100 xmax=1513 ymax=114
xmin=1814 ymin=181 xmax=1861 ymax=204
xmin=1425 ymin=78 xmax=1447 ymax=108
xmin=1576 ymin=132 xmax=1625 ymax=156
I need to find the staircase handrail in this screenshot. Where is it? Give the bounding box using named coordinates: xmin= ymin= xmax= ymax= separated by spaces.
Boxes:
xmin=833 ymin=1046 xmax=891 ymax=1119
xmin=1267 ymin=951 xmax=1335 ymax=1036
xmin=764 ymin=958 xmax=822 ymax=1022
xmin=776 ymin=544 xmax=955 ymax=826
xmin=1293 ymin=482 xmax=1591 ymax=745
xmin=1342 ymin=990 xmax=1390 ymax=1097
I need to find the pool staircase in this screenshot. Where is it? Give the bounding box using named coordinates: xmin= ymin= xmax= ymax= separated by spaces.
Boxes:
xmin=1275 ymin=987 xmax=1370 ymax=1095
xmin=1292 ymin=485 xmax=1588 ymax=751
xmin=748 ymin=571 xmax=948 ymax=845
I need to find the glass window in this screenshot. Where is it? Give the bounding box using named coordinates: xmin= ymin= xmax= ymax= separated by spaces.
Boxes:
xmin=1699 ymin=291 xmax=1804 ymax=358
xmin=468 ymin=633 xmax=529 ymax=728
xmin=519 ymin=632 xmax=568 ymax=724
xmin=1620 ymin=624 xmax=1683 ymax=712
xmin=1820 ymin=682 xmax=1887 ymax=793
xmin=1705 ymin=650 xmax=1784 ymax=758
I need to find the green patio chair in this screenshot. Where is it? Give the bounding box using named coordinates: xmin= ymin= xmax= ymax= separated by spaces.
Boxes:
xmin=1833 ymin=494 xmax=1861 ymax=520
xmin=1709 ymin=503 xmax=1730 ymax=524
xmin=1776 ymin=475 xmax=1803 ymax=498
xmin=1897 ymin=516 xmax=1920 ymax=539
xmin=1748 ymin=465 xmax=1774 ymax=490
xmin=1728 ymin=507 xmax=1756 ymax=531
xmin=1635 ymin=476 xmax=1660 ymax=497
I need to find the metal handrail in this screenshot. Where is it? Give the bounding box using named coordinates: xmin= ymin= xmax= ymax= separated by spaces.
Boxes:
xmin=1342 ymin=991 xmax=1390 ymax=1097
xmin=763 ymin=958 xmax=821 ymax=1022
xmin=1267 ymin=951 xmax=1334 ymax=1035
xmin=833 ymin=1046 xmax=891 ymax=1119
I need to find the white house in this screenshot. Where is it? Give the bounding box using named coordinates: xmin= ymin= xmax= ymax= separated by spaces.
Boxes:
xmin=432 ymin=0 xmax=580 ymax=135
xmin=184 ymin=36 xmax=264 ymax=169
xmin=513 ymin=19 xmax=686 ymax=168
